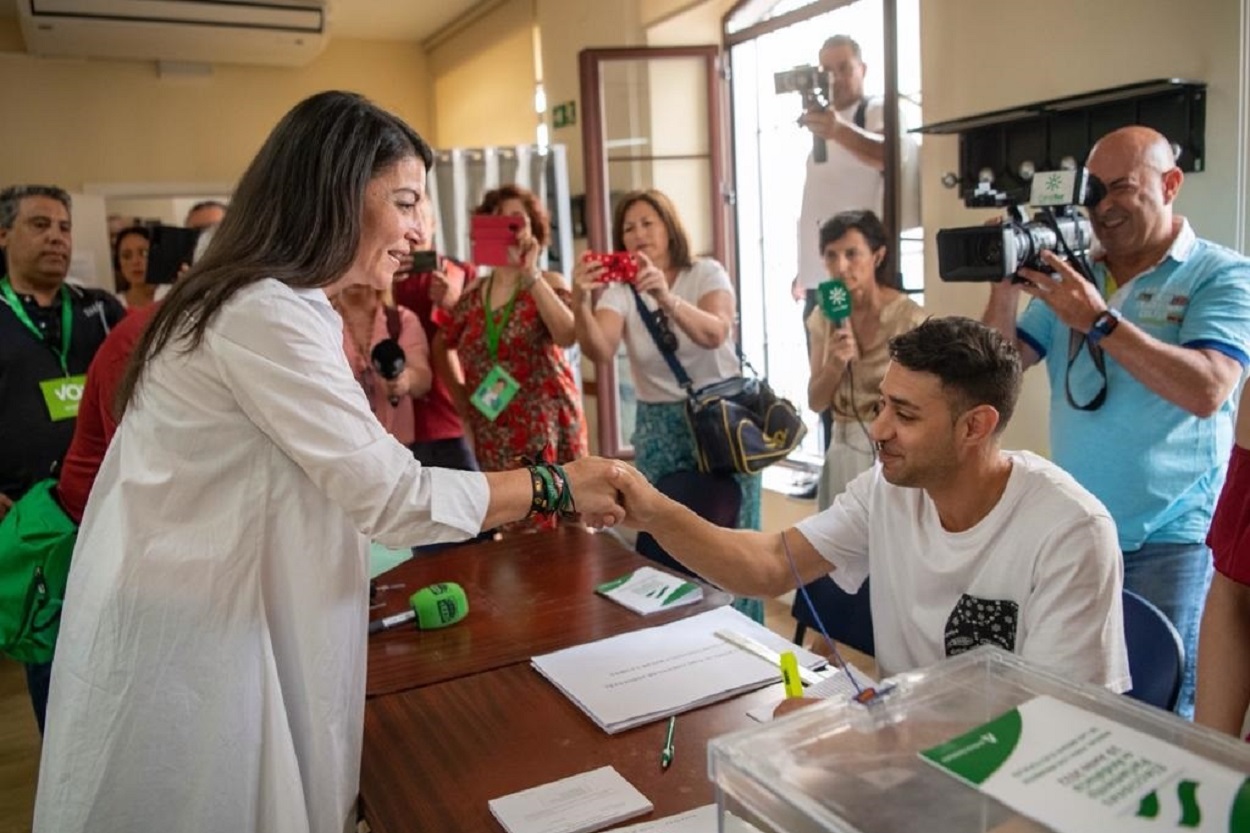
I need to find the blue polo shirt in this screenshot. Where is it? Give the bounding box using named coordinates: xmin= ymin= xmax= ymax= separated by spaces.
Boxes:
xmin=1017 ymin=222 xmax=1250 ymax=550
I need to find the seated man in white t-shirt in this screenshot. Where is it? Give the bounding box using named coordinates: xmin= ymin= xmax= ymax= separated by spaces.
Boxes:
xmin=612 ymin=316 xmax=1131 ymax=690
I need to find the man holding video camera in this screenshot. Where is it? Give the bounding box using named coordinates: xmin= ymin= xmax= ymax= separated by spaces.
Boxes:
xmin=982 ymin=126 xmax=1250 ymax=719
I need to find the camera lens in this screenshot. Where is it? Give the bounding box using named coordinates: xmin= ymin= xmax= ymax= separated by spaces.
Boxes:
xmin=974 ymin=235 xmax=1002 ymax=266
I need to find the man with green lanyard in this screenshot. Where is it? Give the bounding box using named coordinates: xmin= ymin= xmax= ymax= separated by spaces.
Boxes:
xmin=0 ymin=184 xmax=124 ymax=731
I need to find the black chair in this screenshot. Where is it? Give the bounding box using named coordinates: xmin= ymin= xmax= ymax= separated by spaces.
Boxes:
xmin=635 ymin=470 xmax=741 ymax=578
xmin=1121 ymin=588 xmax=1184 ymax=712
xmin=791 ymin=576 xmax=875 ymax=657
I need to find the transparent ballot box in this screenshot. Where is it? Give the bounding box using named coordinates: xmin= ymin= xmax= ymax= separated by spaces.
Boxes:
xmin=709 ymin=646 xmax=1250 ymax=833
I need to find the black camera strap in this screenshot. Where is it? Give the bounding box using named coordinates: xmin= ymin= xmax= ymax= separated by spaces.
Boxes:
xmin=631 ymin=286 xmax=694 ymax=396
xmin=853 ymin=97 xmax=869 ymax=130
xmin=630 ymin=286 xmax=762 ymax=398
xmin=1064 ymin=329 xmax=1109 ymax=411
xmin=1030 ymin=207 xmax=1109 ymax=412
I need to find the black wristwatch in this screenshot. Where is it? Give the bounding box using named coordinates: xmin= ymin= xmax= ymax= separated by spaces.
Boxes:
xmin=1087 ymin=308 xmax=1123 ymax=346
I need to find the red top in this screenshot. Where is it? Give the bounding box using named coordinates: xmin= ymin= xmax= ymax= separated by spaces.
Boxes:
xmin=392 ymin=257 xmax=473 ymax=443
xmin=56 ymin=303 xmax=158 ymax=523
xmin=441 ymin=275 xmax=587 ymax=473
xmin=1208 ymin=444 xmax=1250 ymax=586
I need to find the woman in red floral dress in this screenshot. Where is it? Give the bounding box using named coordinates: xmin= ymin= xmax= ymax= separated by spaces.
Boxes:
xmin=432 ymin=185 xmax=587 ymax=528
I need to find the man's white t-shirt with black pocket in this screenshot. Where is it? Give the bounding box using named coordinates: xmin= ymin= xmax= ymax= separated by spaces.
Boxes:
xmin=795 ymin=450 xmax=1131 ymax=691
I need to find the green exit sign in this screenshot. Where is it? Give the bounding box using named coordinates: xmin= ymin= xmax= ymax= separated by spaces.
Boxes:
xmin=552 ymin=101 xmax=577 ymax=129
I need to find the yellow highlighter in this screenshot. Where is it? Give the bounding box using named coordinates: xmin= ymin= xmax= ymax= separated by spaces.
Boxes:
xmin=779 ymin=650 xmax=803 ymax=698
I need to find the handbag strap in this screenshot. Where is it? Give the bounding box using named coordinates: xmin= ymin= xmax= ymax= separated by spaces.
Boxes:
xmin=631 ymin=286 xmax=694 ymax=395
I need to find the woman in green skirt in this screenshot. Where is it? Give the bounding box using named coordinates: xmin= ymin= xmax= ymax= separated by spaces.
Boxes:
xmin=572 ymin=189 xmax=762 ymax=622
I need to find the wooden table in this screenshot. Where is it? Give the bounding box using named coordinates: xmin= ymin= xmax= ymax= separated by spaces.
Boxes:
xmin=361 ymin=661 xmax=784 ymax=833
xmin=367 ymin=526 xmax=731 ymax=697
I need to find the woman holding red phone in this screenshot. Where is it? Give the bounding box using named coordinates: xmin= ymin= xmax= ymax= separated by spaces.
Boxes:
xmin=432 ymin=185 xmax=587 ymax=531
xmin=571 ymin=189 xmax=763 ymax=622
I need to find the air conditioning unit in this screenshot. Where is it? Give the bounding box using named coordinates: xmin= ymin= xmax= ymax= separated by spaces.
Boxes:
xmin=17 ymin=0 xmax=330 ymax=67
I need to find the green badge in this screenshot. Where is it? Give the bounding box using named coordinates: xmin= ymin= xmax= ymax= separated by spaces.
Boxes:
xmin=817 ymin=279 xmax=852 ymax=322
xmin=470 ymin=365 xmax=520 ymax=421
xmin=39 ymin=374 xmax=87 ymax=421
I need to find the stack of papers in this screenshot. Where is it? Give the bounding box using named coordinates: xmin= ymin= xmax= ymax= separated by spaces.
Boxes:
xmin=531 ymin=606 xmax=826 ymax=733
xmin=613 ymin=805 xmax=762 ymax=832
xmin=595 ymin=566 xmax=703 ymax=615
xmin=488 ymin=766 xmax=652 ymax=833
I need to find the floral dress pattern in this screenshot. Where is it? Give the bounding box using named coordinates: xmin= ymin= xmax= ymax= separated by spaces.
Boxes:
xmin=443 ymin=278 xmax=588 ymax=474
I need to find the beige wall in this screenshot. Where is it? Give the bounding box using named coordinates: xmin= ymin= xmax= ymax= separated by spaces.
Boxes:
xmin=0 ymin=20 xmax=432 ymax=191
xmin=426 ymin=0 xmax=538 ymax=148
xmin=919 ymin=0 xmax=1247 ymax=456
xmin=538 ymin=0 xmax=646 ymax=196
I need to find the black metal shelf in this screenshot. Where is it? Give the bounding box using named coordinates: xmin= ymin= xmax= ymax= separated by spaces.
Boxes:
xmin=914 ymin=79 xmax=1207 ymax=207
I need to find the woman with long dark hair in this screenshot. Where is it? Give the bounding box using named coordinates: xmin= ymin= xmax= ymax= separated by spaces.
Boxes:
xmin=33 ymin=91 xmax=625 ymax=833
xmin=112 ymin=225 xmax=163 ymax=310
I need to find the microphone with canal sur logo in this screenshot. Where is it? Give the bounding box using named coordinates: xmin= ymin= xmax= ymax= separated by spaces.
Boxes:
xmin=817 ymin=278 xmax=852 ymax=327
xmin=368 ymin=582 xmax=469 ymax=634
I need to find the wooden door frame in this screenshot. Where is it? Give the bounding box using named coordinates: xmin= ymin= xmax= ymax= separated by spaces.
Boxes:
xmin=578 ymin=45 xmax=731 ymax=458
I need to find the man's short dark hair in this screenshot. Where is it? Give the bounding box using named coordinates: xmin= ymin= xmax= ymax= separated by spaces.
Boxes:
xmin=888 ymin=316 xmax=1022 ymax=432
xmin=0 ymin=185 xmax=71 ymax=229
xmin=821 ymin=34 xmax=862 ymax=59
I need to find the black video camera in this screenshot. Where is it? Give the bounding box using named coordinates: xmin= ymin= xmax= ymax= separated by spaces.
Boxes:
xmin=937 ymin=168 xmax=1107 ymax=282
xmin=774 ymin=64 xmax=831 ymax=163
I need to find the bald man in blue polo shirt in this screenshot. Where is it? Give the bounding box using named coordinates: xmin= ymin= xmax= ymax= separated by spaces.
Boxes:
xmin=983 ymin=126 xmax=1250 ymax=719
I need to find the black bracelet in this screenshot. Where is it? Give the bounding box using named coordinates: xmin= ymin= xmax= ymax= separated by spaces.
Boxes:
xmin=525 ymin=459 xmax=576 ymax=518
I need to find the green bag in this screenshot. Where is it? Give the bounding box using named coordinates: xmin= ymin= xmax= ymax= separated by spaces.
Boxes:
xmin=0 ymin=479 xmax=78 ymax=665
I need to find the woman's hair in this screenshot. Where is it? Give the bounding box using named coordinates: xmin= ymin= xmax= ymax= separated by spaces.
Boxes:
xmin=112 ymin=225 xmax=150 ymax=289
xmin=818 ymin=209 xmax=890 ymax=286
xmin=611 ymin=189 xmax=693 ymax=271
xmin=475 ymin=184 xmax=550 ymax=248
xmin=116 ymin=90 xmax=433 ymax=413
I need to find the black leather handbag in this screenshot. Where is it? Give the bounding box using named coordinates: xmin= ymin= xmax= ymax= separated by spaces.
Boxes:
xmin=633 ymin=289 xmax=806 ymax=475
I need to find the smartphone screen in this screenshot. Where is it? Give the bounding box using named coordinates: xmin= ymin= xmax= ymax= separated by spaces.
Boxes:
xmin=145 ymin=225 xmax=201 ymax=285
xmin=410 ymin=250 xmax=439 ymax=273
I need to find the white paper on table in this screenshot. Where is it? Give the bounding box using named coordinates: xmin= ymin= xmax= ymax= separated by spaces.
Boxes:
xmin=530 ymin=606 xmax=826 ymax=733
xmin=487 ymin=765 xmax=652 ymax=833
xmin=612 ymin=804 xmax=764 ymax=833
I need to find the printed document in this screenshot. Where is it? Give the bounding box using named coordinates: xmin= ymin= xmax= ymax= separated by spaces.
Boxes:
xmin=920 ymin=695 xmax=1250 ymax=833
xmin=531 ymin=606 xmax=825 ymax=733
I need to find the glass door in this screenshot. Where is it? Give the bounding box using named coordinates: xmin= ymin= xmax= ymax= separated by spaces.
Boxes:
xmin=579 ymin=46 xmax=731 ymax=457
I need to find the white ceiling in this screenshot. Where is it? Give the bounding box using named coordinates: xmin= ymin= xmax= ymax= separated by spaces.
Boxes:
xmin=0 ymin=0 xmax=487 ymax=43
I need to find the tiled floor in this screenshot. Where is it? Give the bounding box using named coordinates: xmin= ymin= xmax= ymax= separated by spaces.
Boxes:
xmin=0 ymin=659 xmax=39 ymax=832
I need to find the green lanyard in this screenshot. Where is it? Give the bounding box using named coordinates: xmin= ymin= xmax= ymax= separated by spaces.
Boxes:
xmin=482 ymin=274 xmax=521 ymax=363
xmin=1 ymin=276 xmax=73 ymax=377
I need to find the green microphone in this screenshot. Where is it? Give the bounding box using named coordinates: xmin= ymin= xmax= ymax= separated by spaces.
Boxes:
xmin=368 ymin=582 xmax=468 ymax=633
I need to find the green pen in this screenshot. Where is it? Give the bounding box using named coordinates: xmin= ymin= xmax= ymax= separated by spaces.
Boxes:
xmin=660 ymin=715 xmax=676 ymax=770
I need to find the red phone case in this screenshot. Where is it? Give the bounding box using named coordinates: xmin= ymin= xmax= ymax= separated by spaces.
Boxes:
xmin=471 ymin=215 xmax=524 ymax=267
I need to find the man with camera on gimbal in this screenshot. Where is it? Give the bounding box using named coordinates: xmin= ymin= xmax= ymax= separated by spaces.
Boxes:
xmin=982 ymin=125 xmax=1250 ymax=720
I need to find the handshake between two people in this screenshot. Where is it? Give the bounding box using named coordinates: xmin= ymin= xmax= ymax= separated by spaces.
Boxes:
xmin=554 ymin=457 xmax=674 ymax=531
